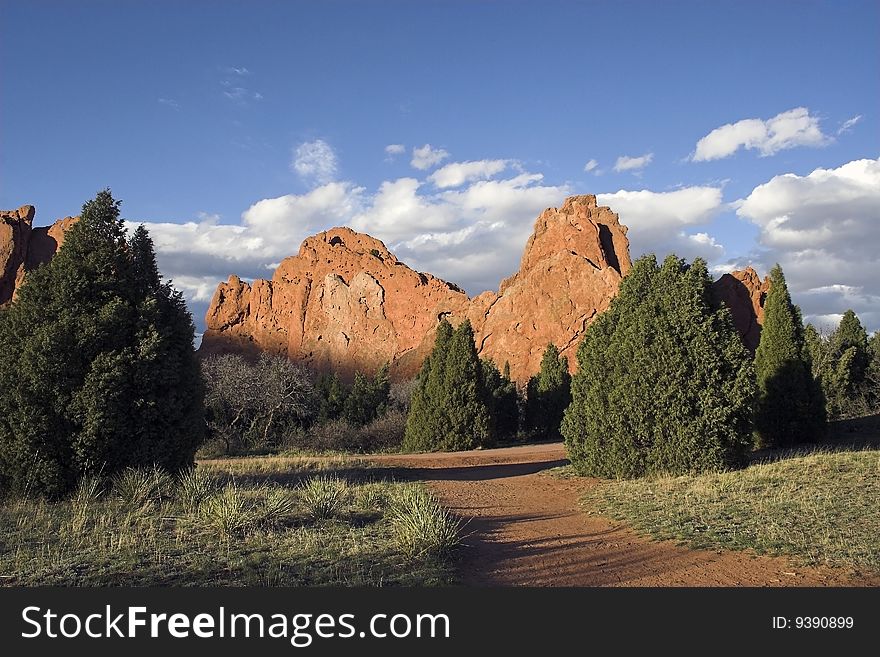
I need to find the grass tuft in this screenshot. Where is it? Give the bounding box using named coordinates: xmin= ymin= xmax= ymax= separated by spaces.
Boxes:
xmin=199 ymin=485 xmax=254 ymax=537
xmin=387 ymin=485 xmax=462 ymax=557
xmin=299 ymin=475 xmax=348 ymax=521
xmin=177 ymin=467 xmax=217 ymax=513
xmin=112 ymin=466 xmax=173 ymax=508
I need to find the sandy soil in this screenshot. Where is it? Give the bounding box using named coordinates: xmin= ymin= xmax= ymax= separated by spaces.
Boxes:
xmin=371 ymin=443 xmax=879 ymax=587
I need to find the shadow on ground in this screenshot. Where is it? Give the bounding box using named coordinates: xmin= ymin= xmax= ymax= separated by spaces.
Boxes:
xmin=750 ymin=413 xmax=880 ymax=464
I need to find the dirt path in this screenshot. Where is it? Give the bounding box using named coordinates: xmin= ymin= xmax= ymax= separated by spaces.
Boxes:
xmin=371 ymin=443 xmax=877 ymax=587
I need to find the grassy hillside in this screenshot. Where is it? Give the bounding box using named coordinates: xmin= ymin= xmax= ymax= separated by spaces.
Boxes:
xmin=582 ymin=448 xmax=880 ymax=572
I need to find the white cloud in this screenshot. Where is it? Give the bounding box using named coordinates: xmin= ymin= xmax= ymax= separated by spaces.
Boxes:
xmin=837 ymin=115 xmax=863 ymax=135
xmin=384 ymin=144 xmax=405 ymax=161
xmin=140 ymin=164 xmax=570 ymax=326
xmin=292 ymin=139 xmax=339 ymax=185
xmin=410 ymin=144 xmax=449 ymax=170
xmin=692 ymin=107 xmax=829 ymax=161
xmin=736 ymin=158 xmax=880 ymax=331
xmin=613 ymin=153 xmax=653 ymax=173
xmin=428 ymin=159 xmax=509 ymax=188
xmin=157 ymin=97 xmax=180 ymax=110
xmin=222 ymin=86 xmax=263 ymax=103
xmin=224 ymin=66 xmax=251 ymax=76
xmin=597 ymin=186 xmax=725 ymax=262
xmin=583 ymin=159 xmax=599 ymax=173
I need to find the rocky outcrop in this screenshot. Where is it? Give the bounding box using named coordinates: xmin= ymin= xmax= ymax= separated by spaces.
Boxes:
xmin=0 ymin=206 xmax=78 ymax=306
xmin=0 ymin=206 xmax=35 ymax=306
xmin=201 ymin=195 xmax=631 ymax=383
xmin=711 ymin=267 xmax=770 ymax=352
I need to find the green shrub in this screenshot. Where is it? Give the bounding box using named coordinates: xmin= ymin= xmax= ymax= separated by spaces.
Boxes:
xmin=562 ymin=254 xmax=756 ymax=478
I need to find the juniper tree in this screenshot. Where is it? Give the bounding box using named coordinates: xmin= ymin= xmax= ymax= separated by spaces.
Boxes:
xmin=754 ymin=264 xmax=826 ymax=447
xmin=482 ymin=359 xmax=519 ymax=440
xmin=316 ymin=372 xmax=348 ymax=423
xmin=526 ymin=343 xmax=571 ymax=440
xmin=830 ymin=310 xmax=870 ymax=389
xmin=562 ymin=254 xmax=756 ymax=478
xmin=342 ymin=363 xmax=390 ymax=426
xmin=403 ymin=320 xmax=454 ymax=451
xmin=403 ymin=319 xmax=495 ymax=451
xmin=0 ymin=190 xmax=204 ymax=496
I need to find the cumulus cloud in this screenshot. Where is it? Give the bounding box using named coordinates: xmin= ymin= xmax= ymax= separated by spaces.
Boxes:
xmin=384 ymin=144 xmax=405 ymax=161
xmin=583 ymin=159 xmax=599 ymax=173
xmin=428 ymin=159 xmax=509 ymax=188
xmin=596 ymin=186 xmax=725 ymax=261
xmin=692 ymin=107 xmax=829 ymax=161
xmin=410 ymin=144 xmax=449 ymax=170
xmin=613 ymin=153 xmax=653 ymax=173
xmin=837 ymin=115 xmax=862 ymax=135
xmin=736 ymin=158 xmax=880 ymax=331
xmin=292 ymin=139 xmax=339 ymax=185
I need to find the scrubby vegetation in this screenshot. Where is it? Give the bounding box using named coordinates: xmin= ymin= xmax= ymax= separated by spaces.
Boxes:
xmin=562 ymin=255 xmax=756 ymax=478
xmin=582 ymin=448 xmax=880 ymax=572
xmin=0 ymin=190 xmax=203 ymax=497
xmin=0 ymin=460 xmax=459 ymax=586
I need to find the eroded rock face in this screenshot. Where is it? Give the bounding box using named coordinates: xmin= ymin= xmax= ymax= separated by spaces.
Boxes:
xmin=0 ymin=206 xmax=78 ymax=306
xmin=201 ymin=194 xmax=632 ymax=383
xmin=711 ymin=267 xmax=770 ymax=352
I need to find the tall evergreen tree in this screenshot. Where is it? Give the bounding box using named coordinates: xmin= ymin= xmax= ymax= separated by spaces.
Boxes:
xmin=526 ymin=343 xmax=571 ymax=440
xmin=482 ymin=359 xmax=519 ymax=440
xmin=562 ymin=254 xmax=756 ymax=478
xmin=403 ymin=319 xmax=495 ymax=451
xmin=342 ymin=363 xmax=390 ymax=426
xmin=0 ymin=190 xmax=204 ymax=496
xmin=754 ymin=264 xmax=826 ymax=447
xmin=403 ymin=320 xmax=453 ymax=451
xmin=830 ymin=310 xmax=870 ymax=388
xmin=316 ymin=372 xmax=348 ymax=423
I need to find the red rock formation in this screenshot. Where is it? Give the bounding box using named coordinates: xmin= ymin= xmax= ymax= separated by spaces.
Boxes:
xmin=0 ymin=206 xmax=78 ymax=306
xmin=201 ymin=194 xmax=631 ymax=383
xmin=711 ymin=267 xmax=770 ymax=351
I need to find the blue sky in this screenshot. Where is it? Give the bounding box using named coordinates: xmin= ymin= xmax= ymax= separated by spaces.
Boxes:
xmin=2 ymin=0 xmax=878 ymax=331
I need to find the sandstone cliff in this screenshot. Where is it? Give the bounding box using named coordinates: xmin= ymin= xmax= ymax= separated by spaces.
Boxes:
xmin=710 ymin=267 xmax=770 ymax=352
xmin=201 ymin=195 xmax=632 ymax=383
xmin=0 ymin=206 xmax=78 ymax=307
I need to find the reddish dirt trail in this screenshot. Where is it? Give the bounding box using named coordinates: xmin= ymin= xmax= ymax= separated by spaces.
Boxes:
xmin=371 ymin=443 xmax=878 ymax=587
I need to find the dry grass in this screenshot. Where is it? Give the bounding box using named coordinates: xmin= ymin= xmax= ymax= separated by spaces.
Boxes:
xmin=0 ymin=458 xmax=457 ymax=586
xmin=582 ymin=448 xmax=880 ymax=572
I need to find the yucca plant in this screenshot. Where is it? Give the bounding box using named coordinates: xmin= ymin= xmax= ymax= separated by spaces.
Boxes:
xmin=177 ymin=467 xmax=217 ymax=514
xmin=199 ymin=484 xmax=254 ymax=537
xmin=299 ymin=475 xmax=348 ymax=521
xmin=387 ymin=485 xmax=462 ymax=557
xmin=112 ymin=466 xmax=172 ymax=508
